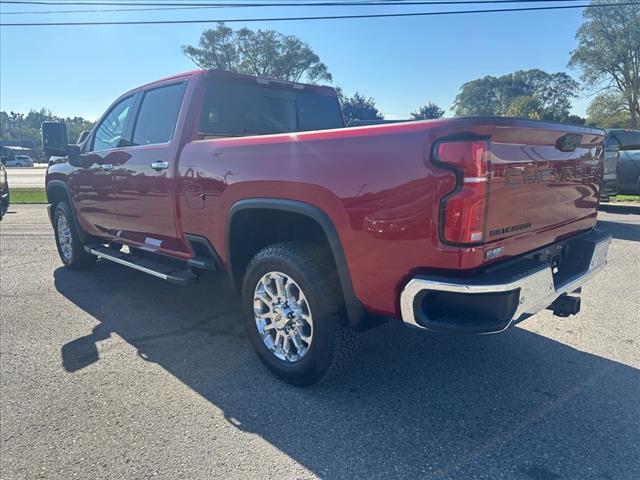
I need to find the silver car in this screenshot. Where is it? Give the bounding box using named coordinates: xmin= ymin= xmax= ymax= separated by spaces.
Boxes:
xmin=4 ymin=155 xmax=34 ymax=167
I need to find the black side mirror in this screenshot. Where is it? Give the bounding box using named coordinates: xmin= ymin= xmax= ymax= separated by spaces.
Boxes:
xmin=42 ymin=121 xmax=69 ymax=157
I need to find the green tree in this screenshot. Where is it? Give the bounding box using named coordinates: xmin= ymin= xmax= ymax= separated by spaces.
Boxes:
xmin=565 ymin=114 xmax=587 ymax=125
xmin=338 ymin=92 xmax=384 ymax=123
xmin=569 ymin=1 xmax=640 ymax=127
xmin=64 ymin=116 xmax=95 ymax=144
xmin=182 ymin=23 xmax=332 ymax=83
xmin=1 ymin=109 xmax=94 ymax=159
xmin=586 ymin=91 xmax=632 ymax=127
xmin=453 ymin=69 xmax=579 ymax=121
xmin=410 ymin=102 xmax=445 ymax=120
xmin=453 ymin=76 xmax=506 ymax=116
xmin=505 ymin=96 xmax=543 ymax=119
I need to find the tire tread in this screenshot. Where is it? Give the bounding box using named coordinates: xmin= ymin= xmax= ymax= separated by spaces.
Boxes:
xmin=244 ymin=241 xmax=357 ymax=385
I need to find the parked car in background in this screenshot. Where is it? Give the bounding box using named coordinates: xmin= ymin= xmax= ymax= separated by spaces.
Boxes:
xmin=606 ymin=129 xmax=640 ymax=195
xmin=601 ymin=139 xmax=620 ymax=199
xmin=0 ymin=163 xmax=9 ymax=220
xmin=4 ymin=155 xmax=34 ymax=167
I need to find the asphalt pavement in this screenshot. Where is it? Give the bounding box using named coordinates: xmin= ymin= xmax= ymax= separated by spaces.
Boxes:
xmin=1 ymin=204 xmax=639 ymax=479
xmin=4 ymin=166 xmax=47 ymax=189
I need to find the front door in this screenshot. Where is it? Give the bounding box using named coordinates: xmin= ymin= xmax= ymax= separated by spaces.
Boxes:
xmin=70 ymin=95 xmax=136 ymax=237
xmin=113 ymin=81 xmax=188 ymax=254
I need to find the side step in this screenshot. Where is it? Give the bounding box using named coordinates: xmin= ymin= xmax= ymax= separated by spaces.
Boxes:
xmin=85 ymin=246 xmax=199 ymax=285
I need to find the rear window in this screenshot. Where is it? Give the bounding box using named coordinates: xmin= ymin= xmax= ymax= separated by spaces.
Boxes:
xmin=199 ymin=81 xmax=343 ymax=137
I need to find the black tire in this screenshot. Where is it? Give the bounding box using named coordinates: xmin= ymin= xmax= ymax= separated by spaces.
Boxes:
xmin=242 ymin=242 xmax=357 ymax=386
xmin=53 ymin=202 xmax=97 ymax=270
xmin=0 ymin=184 xmax=8 ymax=221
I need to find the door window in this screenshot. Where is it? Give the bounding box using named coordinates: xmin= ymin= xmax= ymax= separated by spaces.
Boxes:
xmin=132 ymin=82 xmax=186 ymax=146
xmin=92 ymin=96 xmax=135 ymax=151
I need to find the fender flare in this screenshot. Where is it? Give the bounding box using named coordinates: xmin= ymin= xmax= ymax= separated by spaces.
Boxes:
xmin=46 ymin=180 xmax=93 ymax=244
xmin=227 ymin=198 xmax=369 ymax=330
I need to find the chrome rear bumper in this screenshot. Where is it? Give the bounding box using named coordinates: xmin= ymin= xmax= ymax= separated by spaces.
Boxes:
xmin=400 ymin=229 xmax=611 ymax=334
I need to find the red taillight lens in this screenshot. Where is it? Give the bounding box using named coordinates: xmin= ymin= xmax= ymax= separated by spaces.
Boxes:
xmin=436 ymin=141 xmax=489 ymax=244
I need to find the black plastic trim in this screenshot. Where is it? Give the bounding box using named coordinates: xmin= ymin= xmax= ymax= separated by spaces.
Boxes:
xmin=227 ymin=198 xmax=371 ymax=331
xmin=46 ymin=179 xmax=96 ymax=244
xmin=185 ymin=233 xmax=223 ymax=271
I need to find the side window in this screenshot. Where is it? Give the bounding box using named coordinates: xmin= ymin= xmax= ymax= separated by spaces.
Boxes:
xmin=92 ymin=96 xmax=135 ymax=152
xmin=132 ymin=82 xmax=186 ymax=146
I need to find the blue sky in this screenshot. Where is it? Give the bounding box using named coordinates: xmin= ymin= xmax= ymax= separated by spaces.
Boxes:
xmin=1 ymin=1 xmax=592 ymax=120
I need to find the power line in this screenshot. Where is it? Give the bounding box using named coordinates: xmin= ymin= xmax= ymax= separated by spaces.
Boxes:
xmin=1 ymin=2 xmax=635 ymax=26
xmin=0 ymin=0 xmax=592 ymax=15
xmin=0 ymin=0 xmax=384 ymax=4
xmin=0 ymin=0 xmax=598 ymax=6
xmin=0 ymin=5 xmax=227 ymax=13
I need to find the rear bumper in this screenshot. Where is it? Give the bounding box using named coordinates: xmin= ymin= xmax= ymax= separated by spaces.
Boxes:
xmin=400 ymin=229 xmax=611 ymax=334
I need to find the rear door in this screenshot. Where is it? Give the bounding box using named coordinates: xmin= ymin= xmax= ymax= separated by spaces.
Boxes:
xmin=71 ymin=94 xmax=136 ymax=237
xmin=113 ymin=81 xmax=188 ymax=254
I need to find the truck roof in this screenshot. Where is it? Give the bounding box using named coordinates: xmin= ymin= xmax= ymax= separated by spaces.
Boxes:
xmin=124 ymin=69 xmax=337 ymax=98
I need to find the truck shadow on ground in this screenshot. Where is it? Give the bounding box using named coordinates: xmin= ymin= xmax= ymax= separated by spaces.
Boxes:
xmin=598 ymin=203 xmax=640 ymax=216
xmin=54 ymin=261 xmax=640 ymax=479
xmin=596 ymin=219 xmax=640 ymax=242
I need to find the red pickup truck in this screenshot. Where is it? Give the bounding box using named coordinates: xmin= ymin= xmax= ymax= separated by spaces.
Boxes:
xmin=43 ymin=69 xmax=611 ymax=385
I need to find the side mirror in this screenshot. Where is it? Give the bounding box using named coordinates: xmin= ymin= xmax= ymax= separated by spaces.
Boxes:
xmin=42 ymin=121 xmax=69 ymax=157
xmin=77 ymin=130 xmax=90 ymax=145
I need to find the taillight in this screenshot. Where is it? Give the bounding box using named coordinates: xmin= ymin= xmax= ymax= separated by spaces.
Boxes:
xmin=436 ymin=140 xmax=489 ymax=244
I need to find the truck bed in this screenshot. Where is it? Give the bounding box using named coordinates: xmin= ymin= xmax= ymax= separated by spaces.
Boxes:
xmin=177 ymin=117 xmax=605 ymax=317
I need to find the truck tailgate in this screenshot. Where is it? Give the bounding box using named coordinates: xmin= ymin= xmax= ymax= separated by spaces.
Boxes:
xmin=485 ymin=124 xmax=605 ymax=243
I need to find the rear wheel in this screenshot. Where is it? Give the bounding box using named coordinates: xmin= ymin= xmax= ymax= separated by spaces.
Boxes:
xmin=242 ymin=242 xmax=357 ymax=386
xmin=53 ymin=202 xmax=96 ymax=269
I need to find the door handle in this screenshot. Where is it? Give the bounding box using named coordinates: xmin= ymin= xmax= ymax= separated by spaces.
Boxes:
xmin=102 ymin=163 xmax=114 ymax=171
xmin=150 ymin=161 xmax=169 ymax=171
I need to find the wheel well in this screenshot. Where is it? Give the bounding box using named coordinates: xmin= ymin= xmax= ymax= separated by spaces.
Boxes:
xmin=46 ymin=184 xmax=69 ymax=207
xmin=228 ymin=208 xmax=335 ymax=292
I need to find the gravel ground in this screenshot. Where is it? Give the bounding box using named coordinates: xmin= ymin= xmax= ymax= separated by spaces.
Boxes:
xmin=1 ymin=204 xmax=639 ymax=480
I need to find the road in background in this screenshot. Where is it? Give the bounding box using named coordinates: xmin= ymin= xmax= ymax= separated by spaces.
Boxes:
xmin=1 ymin=204 xmax=639 ymax=479
xmin=4 ymin=165 xmax=47 ymax=188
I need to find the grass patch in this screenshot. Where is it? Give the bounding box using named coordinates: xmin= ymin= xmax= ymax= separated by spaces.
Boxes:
xmin=11 ymin=188 xmax=48 ymax=204
xmin=610 ymin=194 xmax=640 ymax=203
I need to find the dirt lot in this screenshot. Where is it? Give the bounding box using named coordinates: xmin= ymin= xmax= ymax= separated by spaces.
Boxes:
xmin=1 ymin=204 xmax=639 ymax=479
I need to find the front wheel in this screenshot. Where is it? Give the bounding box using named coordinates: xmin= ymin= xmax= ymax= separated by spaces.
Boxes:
xmin=53 ymin=202 xmax=96 ymax=269
xmin=242 ymin=242 xmax=357 ymax=386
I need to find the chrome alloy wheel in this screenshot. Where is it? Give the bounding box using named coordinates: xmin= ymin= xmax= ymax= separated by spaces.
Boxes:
xmin=57 ymin=212 xmax=73 ymax=261
xmin=253 ymin=271 xmax=313 ymax=362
